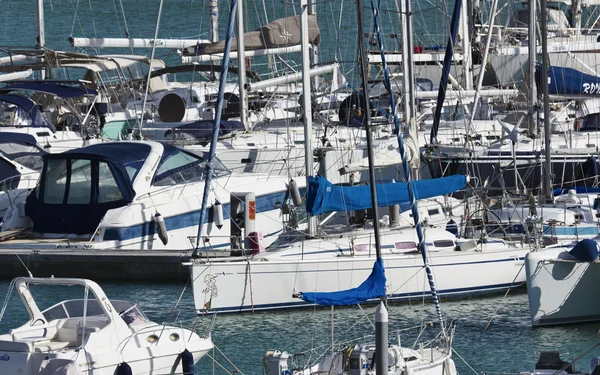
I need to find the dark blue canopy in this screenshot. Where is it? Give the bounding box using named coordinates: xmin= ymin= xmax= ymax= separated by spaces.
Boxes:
xmin=164 ymin=120 xmax=244 ymax=145
xmin=1 ymin=82 xmax=98 ymax=98
xmin=553 ymin=186 xmax=600 ymax=196
xmin=0 ymin=94 xmax=54 ymax=131
xmin=297 ymin=258 xmax=386 ymax=306
xmin=306 ymin=174 xmax=467 ymax=216
xmin=25 ymin=143 xmax=144 ymax=234
xmin=0 ymin=132 xmax=38 ymax=146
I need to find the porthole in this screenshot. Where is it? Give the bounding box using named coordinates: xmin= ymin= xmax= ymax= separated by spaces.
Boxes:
xmin=147 ymin=334 xmax=159 ymax=343
xmin=170 ymin=333 xmax=180 ymax=342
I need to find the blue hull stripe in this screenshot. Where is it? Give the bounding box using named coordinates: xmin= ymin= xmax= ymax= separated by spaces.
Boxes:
xmin=103 ymin=190 xmax=288 ymax=241
xmin=199 ymin=281 xmax=524 ymax=314
xmin=196 ymin=256 xmax=525 ymax=314
xmin=487 ymin=223 xmax=599 ymax=237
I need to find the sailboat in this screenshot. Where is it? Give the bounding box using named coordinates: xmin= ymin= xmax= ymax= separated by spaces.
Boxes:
xmin=263 ymin=1 xmax=457 ymax=374
xmin=186 ymin=0 xmax=528 ymax=315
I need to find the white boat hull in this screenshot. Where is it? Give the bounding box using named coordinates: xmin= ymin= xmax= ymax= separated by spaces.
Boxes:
xmin=526 ymin=248 xmax=600 ymax=326
xmin=190 ymin=239 xmax=528 ymax=313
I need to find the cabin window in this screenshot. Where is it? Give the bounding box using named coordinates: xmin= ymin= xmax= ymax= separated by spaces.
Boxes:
xmin=395 ymin=241 xmax=417 ymax=250
xmin=98 ymin=162 xmax=123 ymax=203
xmin=43 ymin=159 xmax=68 ymax=203
xmin=67 ymin=159 xmax=92 ymax=204
xmin=433 ymin=239 xmax=455 ymax=248
xmin=427 ymin=208 xmax=440 ymax=216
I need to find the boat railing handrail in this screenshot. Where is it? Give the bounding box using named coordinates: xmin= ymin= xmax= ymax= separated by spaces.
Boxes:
xmin=0 ymin=172 xmax=39 ymax=192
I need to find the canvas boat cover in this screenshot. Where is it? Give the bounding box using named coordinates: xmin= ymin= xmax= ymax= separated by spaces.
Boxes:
xmin=297 ymin=258 xmax=386 ymax=306
xmin=183 ymin=15 xmax=320 ymax=55
xmin=306 ymin=174 xmax=467 ymax=216
xmin=1 ymin=82 xmax=97 ymax=98
xmin=0 ymin=94 xmax=55 ymax=131
xmin=25 ymin=143 xmax=146 ymax=234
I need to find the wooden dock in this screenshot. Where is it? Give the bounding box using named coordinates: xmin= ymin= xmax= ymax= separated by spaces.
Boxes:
xmin=0 ymin=248 xmax=198 ymax=282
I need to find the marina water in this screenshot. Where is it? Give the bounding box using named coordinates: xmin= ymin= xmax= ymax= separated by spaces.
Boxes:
xmin=0 ymin=280 xmax=598 ymax=374
xmin=0 ymin=1 xmax=599 ymax=374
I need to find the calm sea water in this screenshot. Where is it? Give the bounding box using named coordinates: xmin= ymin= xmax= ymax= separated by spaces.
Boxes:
xmin=0 ymin=1 xmax=599 ymax=374
xmin=0 ymin=280 xmax=598 ymax=375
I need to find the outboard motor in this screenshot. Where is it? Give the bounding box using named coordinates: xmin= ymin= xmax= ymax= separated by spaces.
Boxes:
xmin=348 ymin=345 xmax=373 ymax=375
xmin=264 ymin=351 xmax=290 ymax=375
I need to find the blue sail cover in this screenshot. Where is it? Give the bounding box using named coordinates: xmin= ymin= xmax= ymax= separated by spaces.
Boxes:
xmin=545 ymin=66 xmax=600 ymax=95
xmin=298 ymin=258 xmax=386 ymax=306
xmin=306 ymin=174 xmax=467 ymax=216
xmin=0 ymin=82 xmax=98 ymax=98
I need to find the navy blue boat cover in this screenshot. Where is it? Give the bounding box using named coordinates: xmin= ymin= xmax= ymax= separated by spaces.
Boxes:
xmin=0 ymin=94 xmax=54 ymax=131
xmin=297 ymin=258 xmax=386 ymax=306
xmin=0 ymin=82 xmax=98 ymax=98
xmin=553 ymin=186 xmax=600 ymax=195
xmin=306 ymin=174 xmax=467 ymax=216
xmin=25 ymin=143 xmax=145 ymax=234
xmin=164 ymin=120 xmax=244 ymax=144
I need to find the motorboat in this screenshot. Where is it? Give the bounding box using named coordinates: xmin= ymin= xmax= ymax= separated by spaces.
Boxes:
xmin=0 ymin=141 xmax=299 ymax=253
xmin=0 ymin=277 xmax=213 ymax=374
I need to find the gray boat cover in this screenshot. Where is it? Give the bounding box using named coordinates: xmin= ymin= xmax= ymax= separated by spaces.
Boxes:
xmin=183 ymin=15 xmax=320 ymax=55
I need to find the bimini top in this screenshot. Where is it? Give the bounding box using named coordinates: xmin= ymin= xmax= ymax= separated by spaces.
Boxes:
xmin=0 ymin=94 xmax=54 ymax=131
xmin=0 ymin=82 xmax=98 ymax=98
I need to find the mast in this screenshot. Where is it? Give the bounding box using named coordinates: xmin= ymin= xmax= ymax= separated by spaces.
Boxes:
xmin=371 ymin=0 xmax=446 ymax=332
xmin=36 ymin=0 xmax=46 ymax=79
xmin=139 ymin=0 xmax=164 ymax=134
xmin=572 ymin=0 xmax=582 ymax=34
xmin=357 ymin=0 xmax=387 ymax=373
xmin=210 ymin=0 xmax=219 ymax=42
xmin=400 ymin=0 xmax=415 ymax=125
xmin=528 ymin=0 xmax=537 ymax=136
xmin=459 ymin=0 xmax=473 ymax=90
xmin=429 ymin=0 xmax=463 ymax=145
xmin=470 ymin=0 xmax=498 ymax=122
xmin=36 ymin=0 xmax=45 ymax=49
xmin=308 ymin=0 xmax=320 ymax=90
xmin=194 ymin=0 xmax=239 ymax=255
xmin=301 ymin=0 xmax=317 ymax=236
xmin=356 ymin=0 xmax=383 ymax=261
xmin=541 ymin=0 xmax=553 ymax=202
xmin=237 ymin=0 xmax=248 ymax=127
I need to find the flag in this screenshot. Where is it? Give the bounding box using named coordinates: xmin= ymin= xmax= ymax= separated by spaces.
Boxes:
xmin=331 ymin=65 xmax=347 ymax=92
xmin=204 ymin=298 xmax=212 ymax=310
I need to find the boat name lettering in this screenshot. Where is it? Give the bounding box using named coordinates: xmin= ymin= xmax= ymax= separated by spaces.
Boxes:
xmin=583 ymin=83 xmax=600 ymax=94
xmin=0 ymin=354 xmax=10 ymax=361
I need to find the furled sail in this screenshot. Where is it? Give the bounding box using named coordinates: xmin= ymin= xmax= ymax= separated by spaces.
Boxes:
xmin=183 ymin=15 xmax=320 ymax=55
xmin=296 ymin=258 xmax=386 ymax=306
xmin=306 ymin=174 xmax=467 ymax=216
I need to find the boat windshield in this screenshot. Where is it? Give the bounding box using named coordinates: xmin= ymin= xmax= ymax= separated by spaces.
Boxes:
xmin=0 ymin=142 xmax=46 ymax=171
xmin=579 ymin=113 xmax=600 ymax=132
xmin=42 ymin=299 xmax=149 ymax=326
xmin=0 ymin=102 xmax=33 ymax=127
xmin=153 ymin=146 xmax=229 ymax=186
